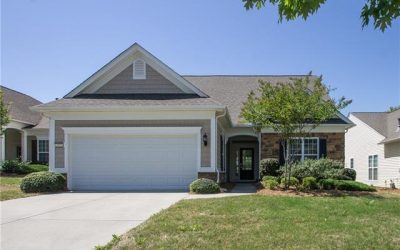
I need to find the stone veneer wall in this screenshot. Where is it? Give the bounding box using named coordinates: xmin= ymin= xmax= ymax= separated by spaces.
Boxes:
xmin=261 ymin=133 xmax=345 ymax=161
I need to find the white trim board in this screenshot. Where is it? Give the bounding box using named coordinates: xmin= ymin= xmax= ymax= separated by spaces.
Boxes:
xmin=40 ymin=110 xmax=218 ymax=121
xmin=261 ymin=124 xmax=349 ymax=133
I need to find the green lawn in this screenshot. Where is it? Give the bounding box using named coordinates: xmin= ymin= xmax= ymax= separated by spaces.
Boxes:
xmin=101 ymin=194 xmax=400 ymax=250
xmin=0 ymin=164 xmax=48 ymax=201
xmin=0 ymin=176 xmax=35 ymax=201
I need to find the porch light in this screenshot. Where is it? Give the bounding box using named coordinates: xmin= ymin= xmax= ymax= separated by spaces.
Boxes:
xmin=203 ymin=133 xmax=208 ymax=146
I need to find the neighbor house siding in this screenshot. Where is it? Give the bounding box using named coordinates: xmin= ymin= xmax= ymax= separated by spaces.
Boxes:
xmin=54 ymin=120 xmax=210 ymax=169
xmin=95 ymin=64 xmax=184 ymax=94
xmin=261 ymin=133 xmax=345 ymax=161
xmin=345 ymin=115 xmax=400 ymax=187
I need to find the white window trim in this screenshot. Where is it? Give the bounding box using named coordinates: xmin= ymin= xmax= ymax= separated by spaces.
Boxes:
xmin=132 ymin=59 xmax=146 ymax=80
xmin=287 ymin=137 xmax=320 ymax=162
xmin=368 ymin=155 xmax=378 ymax=181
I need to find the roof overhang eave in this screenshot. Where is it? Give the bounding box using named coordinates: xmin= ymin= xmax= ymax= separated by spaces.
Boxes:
xmin=379 ymin=137 xmax=400 ymax=145
xmin=31 ymin=105 xmax=225 ymax=113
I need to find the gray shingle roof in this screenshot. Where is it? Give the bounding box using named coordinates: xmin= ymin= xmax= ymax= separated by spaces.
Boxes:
xmin=352 ymin=110 xmax=400 ymax=143
xmin=184 ymin=75 xmax=319 ymax=125
xmin=34 ymin=95 xmax=222 ymax=110
xmin=34 ymin=75 xmax=350 ymax=127
xmin=1 ymin=85 xmax=42 ymax=125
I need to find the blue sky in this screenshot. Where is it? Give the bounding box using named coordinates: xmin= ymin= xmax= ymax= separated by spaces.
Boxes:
xmin=1 ymin=0 xmax=399 ymax=115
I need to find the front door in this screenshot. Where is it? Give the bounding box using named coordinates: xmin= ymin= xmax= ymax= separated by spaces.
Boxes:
xmin=239 ymin=148 xmax=254 ymax=180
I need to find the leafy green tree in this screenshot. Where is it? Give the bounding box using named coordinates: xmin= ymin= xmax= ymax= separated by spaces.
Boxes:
xmin=242 ymin=0 xmax=400 ymax=31
xmin=387 ymin=105 xmax=400 ymax=112
xmin=0 ymin=88 xmax=10 ymax=135
xmin=240 ymin=74 xmax=351 ymax=188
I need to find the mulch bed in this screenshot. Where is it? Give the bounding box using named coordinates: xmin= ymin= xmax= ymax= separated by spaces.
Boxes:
xmin=257 ymin=186 xmax=400 ymax=198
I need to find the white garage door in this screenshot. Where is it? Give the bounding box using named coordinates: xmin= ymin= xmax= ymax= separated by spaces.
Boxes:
xmin=66 ymin=128 xmax=199 ymax=191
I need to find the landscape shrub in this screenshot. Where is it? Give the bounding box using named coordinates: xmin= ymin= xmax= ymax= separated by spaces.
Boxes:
xmin=319 ymin=179 xmax=336 ymax=190
xmin=259 ymin=158 xmax=280 ymax=178
xmin=285 ymin=158 xmax=345 ymax=181
xmin=335 ymin=180 xmax=376 ymax=192
xmin=334 ymin=175 xmax=353 ymax=181
xmin=189 ymin=178 xmax=220 ymax=194
xmin=280 ymin=176 xmax=300 ymax=188
xmin=263 ymin=179 xmax=279 ymax=190
xmin=302 ymin=176 xmax=318 ymax=190
xmin=262 ymin=176 xmax=278 ymax=182
xmin=20 ymin=172 xmax=66 ymax=193
xmin=1 ymin=160 xmax=31 ymax=174
xmin=340 ymin=168 xmax=357 ymax=181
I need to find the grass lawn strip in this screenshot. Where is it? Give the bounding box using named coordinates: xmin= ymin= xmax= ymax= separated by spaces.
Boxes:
xmin=101 ymin=194 xmax=400 ymax=249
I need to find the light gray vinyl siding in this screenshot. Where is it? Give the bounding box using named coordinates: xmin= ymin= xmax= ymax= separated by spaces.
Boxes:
xmin=54 ymin=120 xmax=210 ymax=168
xmin=95 ymin=64 xmax=184 ymax=94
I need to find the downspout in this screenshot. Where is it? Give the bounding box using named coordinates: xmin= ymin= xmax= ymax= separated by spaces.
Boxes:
xmin=215 ymin=108 xmax=227 ymax=184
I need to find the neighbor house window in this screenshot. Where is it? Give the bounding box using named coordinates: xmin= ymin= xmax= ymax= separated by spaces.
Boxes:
xmin=133 ymin=59 xmax=146 ymax=79
xmin=350 ymin=158 xmax=354 ymax=168
xmin=38 ymin=140 xmax=49 ymax=163
xmin=368 ymin=155 xmax=378 ymax=180
xmin=220 ymin=135 xmax=225 ymax=171
xmin=288 ymin=138 xmax=319 ymax=162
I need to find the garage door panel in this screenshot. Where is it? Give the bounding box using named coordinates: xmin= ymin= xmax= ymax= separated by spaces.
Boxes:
xmin=68 ymin=133 xmax=198 ymax=190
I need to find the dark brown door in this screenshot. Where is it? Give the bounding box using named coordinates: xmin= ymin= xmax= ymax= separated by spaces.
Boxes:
xmin=31 ymin=140 xmax=37 ymax=163
xmin=239 ymin=148 xmax=254 ymax=180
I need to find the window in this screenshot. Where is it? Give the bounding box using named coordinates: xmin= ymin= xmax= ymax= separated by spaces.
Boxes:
xmin=288 ymin=138 xmax=319 ymax=162
xmin=132 ymin=59 xmax=146 ymax=79
xmin=38 ymin=140 xmax=49 ymax=163
xmin=350 ymin=158 xmax=354 ymax=169
xmin=368 ymin=155 xmax=378 ymax=180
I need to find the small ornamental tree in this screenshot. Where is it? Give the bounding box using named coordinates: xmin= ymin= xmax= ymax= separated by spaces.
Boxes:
xmin=0 ymin=88 xmax=10 ymax=135
xmin=240 ymin=74 xmax=351 ymax=189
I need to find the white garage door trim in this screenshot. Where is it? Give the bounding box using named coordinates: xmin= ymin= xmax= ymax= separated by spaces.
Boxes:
xmin=63 ymin=127 xmax=202 ymax=190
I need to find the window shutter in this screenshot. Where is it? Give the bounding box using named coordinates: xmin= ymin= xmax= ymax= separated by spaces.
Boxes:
xmin=319 ymin=138 xmax=327 ymax=158
xmin=133 ymin=60 xmax=146 ymax=79
xmin=279 ymin=140 xmax=286 ymax=165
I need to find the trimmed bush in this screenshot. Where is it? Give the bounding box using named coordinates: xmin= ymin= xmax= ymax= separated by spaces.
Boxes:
xmin=302 ymin=177 xmax=318 ymax=190
xmin=340 ymin=168 xmax=356 ymax=181
xmin=20 ymin=172 xmax=66 ymax=193
xmin=335 ymin=180 xmax=376 ymax=192
xmin=263 ymin=179 xmax=279 ymax=190
xmin=319 ymin=179 xmax=336 ymax=190
xmin=335 ymin=175 xmax=353 ymax=181
xmin=262 ymin=176 xmax=278 ymax=182
xmin=280 ymin=177 xmax=299 ymax=187
xmin=1 ymin=160 xmax=31 ymax=174
xmin=284 ymin=158 xmax=345 ymax=181
xmin=259 ymin=158 xmax=280 ymax=177
xmin=189 ymin=178 xmax=220 ymax=194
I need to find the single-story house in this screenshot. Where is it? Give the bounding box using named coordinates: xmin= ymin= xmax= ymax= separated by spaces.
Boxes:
xmin=0 ymin=86 xmax=49 ymax=163
xmin=345 ymin=111 xmax=400 ymax=187
xmin=32 ymin=43 xmax=353 ymax=191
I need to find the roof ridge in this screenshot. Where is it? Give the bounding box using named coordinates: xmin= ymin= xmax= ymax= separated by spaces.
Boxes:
xmin=351 ymin=111 xmax=389 ymax=114
xmin=183 ymin=74 xmax=316 ymax=77
xmin=0 ymin=85 xmax=43 ymax=104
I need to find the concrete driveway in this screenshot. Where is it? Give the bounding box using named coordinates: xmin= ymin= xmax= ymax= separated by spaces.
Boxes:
xmin=1 ymin=192 xmax=187 ymax=250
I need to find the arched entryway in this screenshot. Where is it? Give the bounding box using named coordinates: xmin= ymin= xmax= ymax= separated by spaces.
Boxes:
xmin=226 ymin=135 xmax=259 ymax=183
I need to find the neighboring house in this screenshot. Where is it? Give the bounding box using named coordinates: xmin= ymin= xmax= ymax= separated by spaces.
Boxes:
xmin=346 ymin=111 xmax=400 ymax=187
xmin=0 ymin=86 xmax=49 ymax=163
xmin=32 ymin=43 xmax=353 ymax=191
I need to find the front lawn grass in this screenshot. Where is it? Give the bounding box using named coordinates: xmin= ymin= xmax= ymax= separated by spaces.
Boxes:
xmin=0 ymin=176 xmax=39 ymax=201
xmin=102 ymin=195 xmax=400 ymax=249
